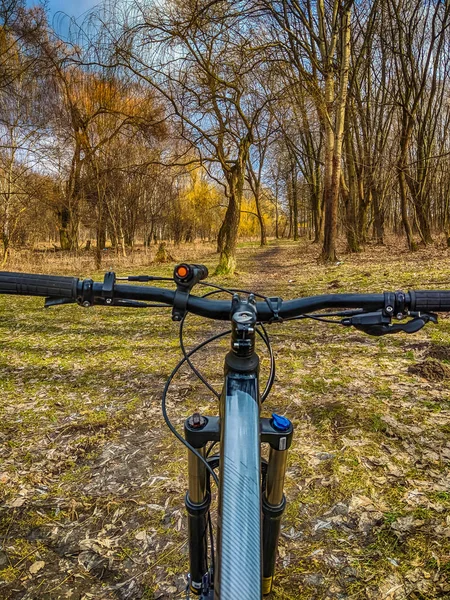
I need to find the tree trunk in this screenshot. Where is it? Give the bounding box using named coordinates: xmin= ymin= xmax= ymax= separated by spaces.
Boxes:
xmin=292 ymin=170 xmax=299 ymax=241
xmin=58 ymin=206 xmax=78 ymax=251
xmin=320 ymin=71 xmax=337 ymax=261
xmin=287 ymin=190 xmax=293 ymax=239
xmin=254 ymin=190 xmax=267 ymax=246
xmin=275 ymin=196 xmax=279 ymax=239
xmin=216 ymin=183 xmax=241 ymax=274
xmin=398 ymin=167 xmax=416 ymax=250
xmin=63 ymin=135 xmax=82 ymax=252
xmin=342 ymin=171 xmax=361 ymax=253
xmin=2 ymin=222 xmax=10 ymax=265
xmin=216 ymin=199 xmax=240 ymax=273
xmin=119 ymin=224 xmax=127 ymax=257
xmin=321 ymin=183 xmax=338 ymax=262
xmin=357 ymin=193 xmax=370 ymax=247
xmin=2 ymin=162 xmax=12 ymax=263
xmin=320 ymin=5 xmax=351 ymax=262
xmin=414 ymin=199 xmax=433 ymax=245
xmin=216 ymin=137 xmax=250 ymax=275
xmin=343 ymin=126 xmax=362 ymax=253
xmin=95 ymin=209 xmax=106 ymax=269
xmin=397 ymin=111 xmax=416 ymax=250
xmin=372 ymin=189 xmax=385 ymax=245
xmin=311 ymin=174 xmax=323 ymax=244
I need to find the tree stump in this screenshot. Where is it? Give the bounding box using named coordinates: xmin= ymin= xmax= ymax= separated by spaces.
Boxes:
xmin=154 ymin=242 xmax=174 ymax=263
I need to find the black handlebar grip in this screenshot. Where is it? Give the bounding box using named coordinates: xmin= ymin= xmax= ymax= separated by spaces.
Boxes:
xmin=0 ymin=271 xmax=79 ymax=298
xmin=409 ymin=290 xmax=450 ymax=312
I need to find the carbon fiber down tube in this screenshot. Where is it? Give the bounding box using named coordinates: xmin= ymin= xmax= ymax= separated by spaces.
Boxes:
xmin=215 ymin=372 xmax=262 ymax=599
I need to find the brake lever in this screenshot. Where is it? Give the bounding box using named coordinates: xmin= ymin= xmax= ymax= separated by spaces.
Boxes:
xmin=389 ymin=313 xmax=438 ymax=334
xmin=45 ymin=297 xmax=76 ymax=307
xmin=342 ymin=311 xmax=437 ymax=336
xmin=45 ymin=296 xmax=168 ymax=309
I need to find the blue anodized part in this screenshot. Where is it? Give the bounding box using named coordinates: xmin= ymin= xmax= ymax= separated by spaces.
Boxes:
xmin=271 ymin=413 xmax=291 ymax=432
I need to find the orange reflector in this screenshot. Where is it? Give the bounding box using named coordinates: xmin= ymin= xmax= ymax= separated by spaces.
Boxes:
xmin=177 ymin=265 xmax=188 ymax=278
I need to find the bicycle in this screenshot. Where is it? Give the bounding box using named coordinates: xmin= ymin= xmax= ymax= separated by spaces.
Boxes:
xmin=0 ymin=265 xmax=448 ymax=599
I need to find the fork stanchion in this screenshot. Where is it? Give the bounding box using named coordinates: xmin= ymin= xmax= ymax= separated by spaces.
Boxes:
xmin=262 ymin=439 xmax=290 ymax=595
xmin=186 ymin=443 xmax=209 ymax=595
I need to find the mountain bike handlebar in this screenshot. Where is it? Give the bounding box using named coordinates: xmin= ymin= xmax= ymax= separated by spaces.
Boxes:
xmin=0 ymin=269 xmax=449 ymax=323
xmin=0 ymin=272 xmax=79 ymax=299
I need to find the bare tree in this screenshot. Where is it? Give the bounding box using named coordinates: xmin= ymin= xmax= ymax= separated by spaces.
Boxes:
xmin=247 ymin=112 xmax=278 ymax=246
xmin=260 ymin=0 xmax=354 ymax=261
xmin=386 ymin=0 xmax=450 ymax=249
xmin=108 ymin=0 xmax=272 ymax=273
xmin=0 ymin=2 xmax=48 ymax=262
xmin=342 ymin=0 xmax=396 ymax=250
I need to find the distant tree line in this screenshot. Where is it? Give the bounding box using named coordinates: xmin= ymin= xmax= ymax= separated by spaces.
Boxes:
xmin=1 ymin=0 xmax=450 ymax=272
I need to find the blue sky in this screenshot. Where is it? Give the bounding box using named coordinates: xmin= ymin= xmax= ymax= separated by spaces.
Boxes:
xmin=27 ymin=0 xmax=100 ymax=20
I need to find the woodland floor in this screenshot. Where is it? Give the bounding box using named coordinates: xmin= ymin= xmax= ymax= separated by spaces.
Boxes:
xmin=0 ymin=238 xmax=450 ymax=600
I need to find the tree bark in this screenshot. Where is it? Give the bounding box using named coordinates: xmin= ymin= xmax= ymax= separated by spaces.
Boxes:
xmin=58 ymin=206 xmax=74 ymax=251
xmin=372 ymin=189 xmax=385 ymax=244
xmin=216 ymin=186 xmax=241 ymax=274
xmin=216 ymin=137 xmax=250 ymax=274
xmin=255 ymin=195 xmax=267 ymax=246
xmin=320 ymin=4 xmax=352 ymax=262
xmin=311 ymin=168 xmax=323 ymax=243
xmin=291 ymin=169 xmax=299 ymax=241
xmin=398 ymin=111 xmax=417 ymax=250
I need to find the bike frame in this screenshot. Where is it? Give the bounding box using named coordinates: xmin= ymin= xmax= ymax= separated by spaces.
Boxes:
xmin=216 ymin=370 xmax=261 ymax=598
xmin=184 ymin=296 xmax=293 ymax=598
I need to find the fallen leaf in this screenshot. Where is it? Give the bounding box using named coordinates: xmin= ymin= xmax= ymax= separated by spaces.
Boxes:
xmin=0 ymin=472 xmax=10 ymax=483
xmin=7 ymin=497 xmax=25 ymax=508
xmin=29 ymin=560 xmax=45 ymax=574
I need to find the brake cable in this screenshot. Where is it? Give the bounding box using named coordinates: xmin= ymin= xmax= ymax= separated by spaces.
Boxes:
xmin=178 ymin=288 xmax=230 ymax=399
xmin=257 ymin=322 xmax=275 ymax=402
xmin=161 ymin=330 xmax=231 ymax=488
xmin=178 ymin=285 xmax=275 ymax=402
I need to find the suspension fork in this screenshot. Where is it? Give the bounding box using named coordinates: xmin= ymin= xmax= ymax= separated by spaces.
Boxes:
xmin=185 ymin=416 xmax=293 ymax=598
xmin=185 ymin=415 xmax=210 ymax=596
xmin=215 ymin=294 xmax=262 ymax=599
xmin=262 ymin=418 xmax=292 ymax=595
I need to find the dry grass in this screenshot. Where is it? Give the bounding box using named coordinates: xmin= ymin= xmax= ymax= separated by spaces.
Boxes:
xmin=1 ymin=237 xmax=450 ymax=599
xmin=3 ymin=242 xmax=219 ymax=277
